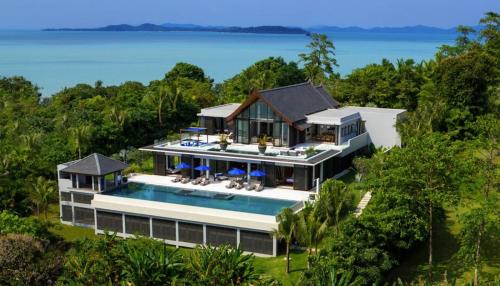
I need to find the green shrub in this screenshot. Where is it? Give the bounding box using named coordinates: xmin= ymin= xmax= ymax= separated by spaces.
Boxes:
xmin=0 ymin=211 xmax=54 ymax=240
xmin=0 ymin=234 xmax=62 ymax=285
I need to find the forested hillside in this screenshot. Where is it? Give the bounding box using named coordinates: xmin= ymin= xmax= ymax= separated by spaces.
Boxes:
xmin=0 ymin=12 xmax=498 ymax=286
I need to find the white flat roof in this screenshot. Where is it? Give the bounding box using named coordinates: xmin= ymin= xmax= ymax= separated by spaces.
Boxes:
xmin=342 ymin=106 xmax=406 ymax=116
xmin=306 ymin=108 xmax=361 ymax=125
xmin=197 ymin=103 xmax=241 ymax=118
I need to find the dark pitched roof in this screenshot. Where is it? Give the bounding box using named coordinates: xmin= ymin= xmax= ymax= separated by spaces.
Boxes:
xmin=61 ymin=153 xmax=129 ymax=176
xmin=258 ymin=82 xmax=338 ymax=123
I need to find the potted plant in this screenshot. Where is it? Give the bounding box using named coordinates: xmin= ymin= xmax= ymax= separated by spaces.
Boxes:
xmin=304 ymin=146 xmax=316 ymax=157
xmin=258 ymin=135 xmax=271 ymax=155
xmin=219 ymin=133 xmax=230 ymax=151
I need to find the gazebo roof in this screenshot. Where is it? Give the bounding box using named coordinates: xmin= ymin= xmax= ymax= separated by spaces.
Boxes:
xmin=61 ymin=153 xmax=129 ymax=176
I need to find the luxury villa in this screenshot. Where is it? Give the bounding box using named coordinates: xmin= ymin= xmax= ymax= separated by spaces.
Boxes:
xmin=57 ymin=82 xmax=406 ymax=256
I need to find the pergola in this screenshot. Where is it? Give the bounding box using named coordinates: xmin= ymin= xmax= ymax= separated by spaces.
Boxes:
xmin=179 ymin=127 xmax=209 ymax=146
xmin=60 ymin=153 xmax=129 ymax=192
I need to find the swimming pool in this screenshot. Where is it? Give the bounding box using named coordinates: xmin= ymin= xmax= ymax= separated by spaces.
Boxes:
xmin=106 ymin=183 xmax=297 ymax=216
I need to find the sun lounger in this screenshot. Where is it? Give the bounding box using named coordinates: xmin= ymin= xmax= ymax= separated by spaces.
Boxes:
xmin=191 ymin=177 xmax=203 ymax=185
xmin=181 ymin=177 xmax=190 ymax=184
xmin=235 ymin=180 xmax=244 ymax=190
xmin=246 ymin=183 xmax=256 ymax=191
xmin=225 ymin=180 xmax=236 ymax=189
xmin=200 ymin=177 xmax=210 ymax=186
xmin=255 ymin=183 xmax=264 ymax=192
xmin=171 ymin=175 xmax=182 ymax=183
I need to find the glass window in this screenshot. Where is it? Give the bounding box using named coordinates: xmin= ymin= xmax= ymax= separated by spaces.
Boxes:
xmin=237 ymin=119 xmax=249 ymax=144
xmin=282 ymin=123 xmax=289 ymax=146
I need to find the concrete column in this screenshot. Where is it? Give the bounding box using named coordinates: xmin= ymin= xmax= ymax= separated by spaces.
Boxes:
xmin=236 ymin=228 xmax=241 ymax=248
xmin=149 ymin=217 xmax=153 ymax=238
xmin=93 ymin=209 xmax=98 ymax=233
xmin=175 ymin=221 xmax=179 ymax=248
xmin=122 ymin=213 xmax=126 ymax=235
xmin=91 ymin=176 xmax=95 ymax=191
xmin=206 ymin=159 xmax=210 ymax=179
xmin=76 ymin=175 xmax=79 ymax=189
xmin=71 ymin=192 xmax=75 ymax=225
xmin=311 ymin=165 xmax=316 ymax=187
xmin=320 ymin=162 xmax=324 ymax=183
xmin=203 ymin=224 xmax=207 ymax=245
xmin=97 ymin=177 xmax=101 ymax=192
xmin=247 ymin=162 xmax=251 ymax=183
xmin=272 ymin=235 xmax=277 ymax=257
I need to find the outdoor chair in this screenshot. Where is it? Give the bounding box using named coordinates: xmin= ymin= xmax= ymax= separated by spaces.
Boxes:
xmin=171 ymin=175 xmax=182 ymax=183
xmin=200 ymin=177 xmax=210 ymax=186
xmin=181 ymin=177 xmax=190 ymax=184
xmin=225 ymin=179 xmax=236 ymax=189
xmin=235 ymin=180 xmax=244 ymax=190
xmin=191 ymin=176 xmax=203 ymax=185
xmin=255 ymin=183 xmax=264 ymax=192
xmin=246 ymin=182 xmax=256 ymax=191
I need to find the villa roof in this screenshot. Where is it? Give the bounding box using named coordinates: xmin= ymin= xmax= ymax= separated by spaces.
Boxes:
xmin=226 ymin=82 xmax=339 ymax=130
xmin=306 ymin=108 xmax=361 ymax=125
xmin=258 ymin=82 xmax=339 ymax=123
xmin=60 ymin=153 xmax=129 ymax=176
xmin=197 ymin=103 xmax=241 ymax=118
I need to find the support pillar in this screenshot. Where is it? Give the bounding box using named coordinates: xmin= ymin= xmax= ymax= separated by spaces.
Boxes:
xmin=320 ymin=162 xmax=324 ymax=183
xmin=76 ymin=175 xmax=79 ymax=189
xmin=311 ymin=165 xmax=316 ymax=187
xmin=247 ymin=162 xmax=251 ymax=183
xmin=91 ymin=176 xmax=95 ymax=191
xmin=272 ymin=235 xmax=277 ymax=257
xmin=206 ymin=159 xmax=210 ymax=179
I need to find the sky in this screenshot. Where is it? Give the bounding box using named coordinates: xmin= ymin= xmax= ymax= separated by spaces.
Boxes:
xmin=1 ymin=0 xmax=499 ymax=29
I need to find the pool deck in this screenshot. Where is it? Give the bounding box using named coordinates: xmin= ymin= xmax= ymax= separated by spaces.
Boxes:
xmin=128 ymin=174 xmax=312 ymax=202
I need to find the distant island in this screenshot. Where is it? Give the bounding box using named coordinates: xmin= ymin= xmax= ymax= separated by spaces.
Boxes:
xmin=308 ymin=25 xmax=463 ymax=34
xmin=43 ymin=22 xmax=471 ymax=35
xmin=44 ymin=23 xmax=310 ymax=35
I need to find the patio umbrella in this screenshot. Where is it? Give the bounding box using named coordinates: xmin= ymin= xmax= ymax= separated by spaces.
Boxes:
xmin=249 ymin=170 xmax=266 ymax=177
xmin=176 ymin=162 xmax=191 ymax=169
xmin=250 ymin=170 xmax=266 ymax=182
xmin=194 ymin=165 xmax=210 ymax=171
xmin=228 ymin=168 xmax=245 ymax=176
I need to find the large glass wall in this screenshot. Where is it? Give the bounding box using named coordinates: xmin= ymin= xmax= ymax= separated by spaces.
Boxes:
xmin=235 ymin=100 xmax=290 ymax=146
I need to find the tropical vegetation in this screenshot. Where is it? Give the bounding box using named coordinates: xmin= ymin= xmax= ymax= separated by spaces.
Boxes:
xmin=0 ymin=12 xmax=498 ymax=285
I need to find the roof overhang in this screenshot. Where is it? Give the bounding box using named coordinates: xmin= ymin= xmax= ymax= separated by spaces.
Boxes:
xmin=306 ymin=109 xmax=361 ymax=125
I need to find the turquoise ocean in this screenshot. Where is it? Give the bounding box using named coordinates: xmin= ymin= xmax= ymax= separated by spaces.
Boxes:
xmin=0 ymin=30 xmax=455 ymax=96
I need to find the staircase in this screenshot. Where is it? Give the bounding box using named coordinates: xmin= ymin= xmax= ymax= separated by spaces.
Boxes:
xmin=354 ymin=191 xmax=372 ymax=217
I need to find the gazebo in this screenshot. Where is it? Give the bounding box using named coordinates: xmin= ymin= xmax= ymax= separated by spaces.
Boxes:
xmin=60 ymin=153 xmax=129 ymax=192
xmin=179 ymin=127 xmax=209 ymax=146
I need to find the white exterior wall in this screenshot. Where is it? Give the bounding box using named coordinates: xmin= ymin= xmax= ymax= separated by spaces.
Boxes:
xmin=344 ymin=107 xmax=406 ymax=148
xmin=57 ymin=164 xmax=73 ymax=191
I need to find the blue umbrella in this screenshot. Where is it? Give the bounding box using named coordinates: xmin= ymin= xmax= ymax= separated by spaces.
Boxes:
xmin=176 ymin=162 xmax=191 ymax=169
xmin=249 ymin=170 xmax=266 ymax=177
xmin=194 ymin=165 xmax=210 ymax=171
xmin=228 ymin=168 xmax=245 ymax=176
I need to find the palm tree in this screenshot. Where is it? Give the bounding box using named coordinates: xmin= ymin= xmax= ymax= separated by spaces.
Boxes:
xmin=29 ymin=176 xmax=56 ymax=219
xmin=188 ymin=244 xmax=258 ymax=285
xmin=296 ymin=206 xmax=328 ymax=268
xmin=316 ymin=179 xmax=353 ymax=232
xmin=69 ymin=125 xmax=91 ymax=159
xmin=272 ymin=208 xmax=298 ymax=274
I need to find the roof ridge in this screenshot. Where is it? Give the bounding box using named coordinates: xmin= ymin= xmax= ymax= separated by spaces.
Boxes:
xmin=94 ymin=153 xmax=101 ymax=175
xmin=201 ymin=103 xmax=240 ymax=110
xmin=258 ymin=82 xmax=310 ymax=93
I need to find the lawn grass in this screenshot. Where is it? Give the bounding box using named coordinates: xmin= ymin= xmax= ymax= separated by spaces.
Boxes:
xmin=254 ymin=249 xmax=308 ymax=285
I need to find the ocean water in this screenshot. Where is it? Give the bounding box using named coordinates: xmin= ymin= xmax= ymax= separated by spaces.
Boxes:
xmin=0 ymin=30 xmax=455 ymax=96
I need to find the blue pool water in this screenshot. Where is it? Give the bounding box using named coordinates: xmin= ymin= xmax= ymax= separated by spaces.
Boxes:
xmin=106 ymin=182 xmax=296 ymax=216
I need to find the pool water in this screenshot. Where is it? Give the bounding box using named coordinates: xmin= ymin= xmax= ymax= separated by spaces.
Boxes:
xmin=106 ymin=183 xmax=297 ymax=216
